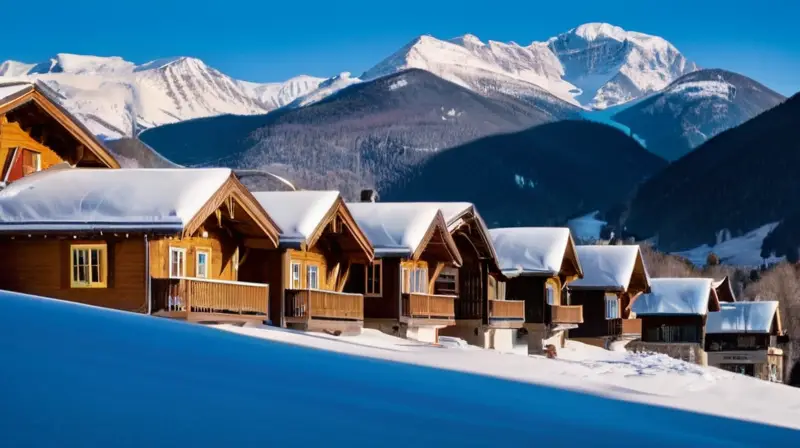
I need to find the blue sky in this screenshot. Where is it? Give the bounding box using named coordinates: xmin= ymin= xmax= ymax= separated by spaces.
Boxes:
xmin=3 ymin=0 xmax=799 ymax=95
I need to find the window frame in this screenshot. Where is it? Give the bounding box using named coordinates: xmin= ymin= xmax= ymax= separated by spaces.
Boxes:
xmin=604 ymin=293 xmax=620 ymax=320
xmin=70 ymin=243 xmax=108 ymax=288
xmin=195 ymin=248 xmax=211 ymax=279
xmin=169 ymin=247 xmax=187 ymax=279
xmin=545 ymin=283 xmax=555 ymax=306
xmin=290 ymin=261 xmax=302 ymax=289
xmin=306 ymin=263 xmax=320 ymax=290
xmin=434 ymin=266 xmax=459 ymax=295
xmin=365 ymin=260 xmax=383 ymax=297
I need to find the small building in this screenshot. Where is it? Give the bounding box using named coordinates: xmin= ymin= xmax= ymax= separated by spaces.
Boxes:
xmin=426 ymin=203 xmax=524 ymax=351
xmin=489 ymin=227 xmax=584 ymax=355
xmin=568 ymin=245 xmax=650 ymax=348
xmin=344 ymin=202 xmax=463 ymax=344
xmin=706 ymin=301 xmax=785 ymax=382
xmin=0 ymin=168 xmax=281 ymax=324
xmin=251 ymin=191 xmax=374 ymax=334
xmin=1 ymin=81 xmax=119 ymax=187
xmin=628 ymin=278 xmax=721 ymax=365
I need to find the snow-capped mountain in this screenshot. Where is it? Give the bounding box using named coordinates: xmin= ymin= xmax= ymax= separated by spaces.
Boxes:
xmin=363 ymin=23 xmax=697 ymax=110
xmin=613 ymin=69 xmax=785 ymax=160
xmin=0 ymin=53 xmax=327 ymax=138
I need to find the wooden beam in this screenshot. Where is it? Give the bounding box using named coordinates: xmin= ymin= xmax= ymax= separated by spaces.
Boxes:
xmin=215 ymin=209 xmax=223 ymax=228
xmin=328 ymin=262 xmax=340 ymax=290
xmin=244 ymin=238 xmax=275 ymax=250
xmin=336 ymin=262 xmax=351 ymax=292
xmin=428 ymin=262 xmax=446 ymax=293
xmin=0 ymin=115 xmax=7 ymax=124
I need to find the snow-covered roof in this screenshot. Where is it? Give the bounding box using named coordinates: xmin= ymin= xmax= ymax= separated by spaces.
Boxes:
xmin=706 ymin=301 xmax=780 ymax=334
xmin=570 ymin=245 xmax=645 ymax=290
xmin=346 ymin=202 xmax=442 ymax=257
xmin=489 ymin=227 xmax=578 ymax=277
xmin=0 ymin=168 xmax=231 ymax=231
xmin=632 ymin=278 xmax=715 ymax=316
xmin=253 ymin=191 xmax=339 ymax=243
xmin=0 ymin=82 xmax=32 ymax=105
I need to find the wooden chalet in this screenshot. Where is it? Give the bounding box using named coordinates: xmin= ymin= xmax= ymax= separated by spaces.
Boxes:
xmin=0 ymin=168 xmax=281 ymax=324
xmin=628 ymin=278 xmax=721 ymax=365
xmin=344 ymin=202 xmax=463 ymax=344
xmin=489 ymin=227 xmax=584 ymax=355
xmin=706 ymin=301 xmax=786 ymax=382
xmin=251 ymin=191 xmax=374 ymax=334
xmin=0 ymin=81 xmax=119 ymax=187
xmin=419 ymin=203 xmax=525 ymax=350
xmin=567 ymin=245 xmax=650 ymax=348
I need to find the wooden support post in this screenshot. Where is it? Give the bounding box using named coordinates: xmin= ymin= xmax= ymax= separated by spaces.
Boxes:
xmin=428 ymin=262 xmax=445 ymax=294
xmin=337 ymin=262 xmax=351 ymax=292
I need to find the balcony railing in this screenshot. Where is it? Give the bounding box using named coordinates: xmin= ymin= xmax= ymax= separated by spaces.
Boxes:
xmin=151 ymin=277 xmax=269 ymax=319
xmin=488 ymin=299 xmax=525 ymax=327
xmin=401 ymin=293 xmax=456 ymax=323
xmin=551 ymin=304 xmax=584 ymax=324
xmin=284 ymin=289 xmax=364 ymax=321
xmin=622 ymin=318 xmax=642 ymax=335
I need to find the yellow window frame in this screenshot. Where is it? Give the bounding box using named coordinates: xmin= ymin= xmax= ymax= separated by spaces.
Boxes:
xmin=70 ymin=243 xmax=108 ymax=288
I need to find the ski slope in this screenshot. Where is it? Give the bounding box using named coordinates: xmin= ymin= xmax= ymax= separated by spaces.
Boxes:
xmin=1 ymin=290 xmax=798 ymax=446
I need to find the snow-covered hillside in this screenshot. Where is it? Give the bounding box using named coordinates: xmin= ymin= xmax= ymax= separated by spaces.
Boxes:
xmin=363 ymin=23 xmax=697 ymax=110
xmin=0 ymin=54 xmax=327 ymax=138
xmin=2 ymin=290 xmax=799 ymax=446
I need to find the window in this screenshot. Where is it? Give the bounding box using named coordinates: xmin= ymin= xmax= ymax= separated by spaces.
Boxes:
xmin=306 ymin=264 xmax=320 ymax=289
xmin=545 ymin=283 xmax=555 ymax=305
xmin=70 ymin=244 xmax=107 ymax=288
xmin=196 ymin=249 xmax=210 ymax=279
xmin=605 ymin=293 xmax=620 ymax=319
xmin=435 ymin=267 xmax=458 ymax=295
xmin=365 ymin=261 xmax=382 ymax=296
xmin=290 ymin=262 xmax=301 ymax=289
xmin=402 ymin=267 xmax=409 ymax=293
xmin=22 ymin=149 xmax=41 ymax=176
xmin=401 ymin=265 xmax=428 ymax=294
xmin=169 ymin=247 xmax=187 ymax=278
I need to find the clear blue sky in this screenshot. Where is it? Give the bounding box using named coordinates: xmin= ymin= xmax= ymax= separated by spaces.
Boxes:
xmin=3 ymin=0 xmax=799 ymax=95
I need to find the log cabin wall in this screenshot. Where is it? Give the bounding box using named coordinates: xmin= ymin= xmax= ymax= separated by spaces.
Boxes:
xmin=149 ymin=228 xmax=239 ymax=281
xmin=0 ymin=236 xmax=147 ymax=313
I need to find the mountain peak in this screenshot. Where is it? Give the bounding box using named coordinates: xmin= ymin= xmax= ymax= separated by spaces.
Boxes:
xmin=570 ymin=23 xmax=628 ymax=41
xmin=450 ymin=34 xmax=485 ymax=47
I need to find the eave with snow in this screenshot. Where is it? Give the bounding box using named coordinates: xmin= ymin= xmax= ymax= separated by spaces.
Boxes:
xmin=253 ymin=191 xmax=374 ymax=333
xmin=0 ymin=81 xmax=119 ymax=187
xmin=0 ymin=168 xmax=282 ymax=324
xmin=345 ymin=202 xmax=464 ymax=342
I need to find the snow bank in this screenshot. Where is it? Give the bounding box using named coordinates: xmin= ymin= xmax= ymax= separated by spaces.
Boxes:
xmin=706 ymin=301 xmax=780 ymax=334
xmin=0 ymin=82 xmax=30 ymax=103
xmin=632 ymin=278 xmax=714 ymax=316
xmin=490 ymin=227 xmax=573 ymax=276
xmin=2 ymin=290 xmax=800 ymax=445
xmin=570 ymin=245 xmax=644 ymax=290
xmin=253 ymin=191 xmax=339 ymax=243
xmin=0 ymin=168 xmax=230 ymax=231
xmin=347 ymin=202 xmax=441 ymax=257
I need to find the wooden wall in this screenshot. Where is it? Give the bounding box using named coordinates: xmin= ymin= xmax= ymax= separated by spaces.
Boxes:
xmin=238 ymin=248 xmax=284 ymax=325
xmin=641 ymin=315 xmax=706 ymax=344
xmin=0 ymin=237 xmax=147 ymax=313
xmin=149 ymin=229 xmax=238 ymax=281
xmin=0 ymin=120 xmax=67 ymax=181
xmin=569 ymin=290 xmax=620 ymax=338
xmin=350 ymin=257 xmax=401 ymax=320
xmin=505 ymin=276 xmax=561 ymax=324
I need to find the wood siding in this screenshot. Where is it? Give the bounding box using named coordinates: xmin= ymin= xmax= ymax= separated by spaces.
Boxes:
xmin=238 ymin=248 xmax=284 ymax=325
xmin=348 ymin=258 xmax=401 ymax=320
xmin=641 ymin=315 xmax=707 ymax=344
xmin=569 ymin=290 xmax=620 ymax=338
xmin=0 ymin=237 xmax=147 ymax=313
xmin=149 ymin=230 xmax=238 ymax=281
xmin=505 ymin=276 xmax=562 ymax=324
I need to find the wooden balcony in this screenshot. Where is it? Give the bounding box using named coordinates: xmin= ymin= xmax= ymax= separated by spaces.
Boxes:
xmin=488 ymin=299 xmax=525 ymax=328
xmin=551 ymin=304 xmax=584 ymax=324
xmin=622 ymin=318 xmax=642 ymax=335
xmin=151 ymin=277 xmax=269 ymax=323
xmin=401 ymin=293 xmax=456 ymax=326
xmin=284 ymin=289 xmax=364 ymax=323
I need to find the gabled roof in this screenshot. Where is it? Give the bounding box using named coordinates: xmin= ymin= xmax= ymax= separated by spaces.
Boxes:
xmin=569 ymin=245 xmax=650 ymax=292
xmin=489 ymin=227 xmax=583 ymax=278
xmin=706 ymin=301 xmax=782 ymax=335
xmin=0 ymin=168 xmax=280 ymax=245
xmin=0 ymin=81 xmax=119 ymax=169
xmin=631 ymin=278 xmax=720 ymax=316
xmin=253 ymin=190 xmax=373 ymax=259
xmin=712 ymin=277 xmax=737 ymax=303
xmin=347 ymin=202 xmax=461 ymax=265
xmin=415 ymin=202 xmax=500 ymax=271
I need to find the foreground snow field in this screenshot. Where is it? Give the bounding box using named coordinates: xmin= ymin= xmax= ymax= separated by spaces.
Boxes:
xmin=1 ymin=291 xmax=798 ymax=446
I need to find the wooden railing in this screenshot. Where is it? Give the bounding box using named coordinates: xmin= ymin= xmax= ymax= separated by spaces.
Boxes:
xmin=151 ymin=277 xmax=269 ymax=316
xmin=488 ymin=299 xmax=525 ymax=321
xmin=402 ymin=293 xmax=456 ymax=320
xmin=551 ymin=304 xmax=584 ymax=324
xmin=284 ymin=289 xmax=364 ymax=321
xmin=622 ymin=318 xmax=642 ymax=335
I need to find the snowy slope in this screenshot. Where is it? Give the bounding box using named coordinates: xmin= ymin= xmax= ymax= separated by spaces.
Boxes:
xmin=674 ymin=222 xmax=784 ymax=268
xmin=363 ymin=23 xmax=696 ymax=110
xmin=2 ymin=290 xmax=800 ymax=447
xmin=0 ymin=53 xmax=326 ymax=139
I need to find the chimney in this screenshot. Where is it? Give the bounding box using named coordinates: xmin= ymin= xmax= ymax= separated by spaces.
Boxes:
xmin=360 ymin=189 xmax=379 ymax=203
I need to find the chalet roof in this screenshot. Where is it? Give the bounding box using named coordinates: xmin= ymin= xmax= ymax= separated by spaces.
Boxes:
xmin=253 ymin=191 xmax=340 ymax=244
xmin=0 ymin=168 xmax=231 ymax=232
xmin=631 ymin=278 xmax=717 ymax=316
xmin=414 ymin=202 xmax=499 ymax=268
xmin=0 ymin=81 xmax=119 ymax=169
xmin=489 ymin=227 xmax=582 ymax=278
xmin=712 ymin=277 xmax=737 ymax=303
xmin=569 ymin=245 xmax=648 ymax=291
xmin=347 ymin=202 xmax=461 ymax=264
xmin=706 ymin=301 xmax=781 ymax=335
